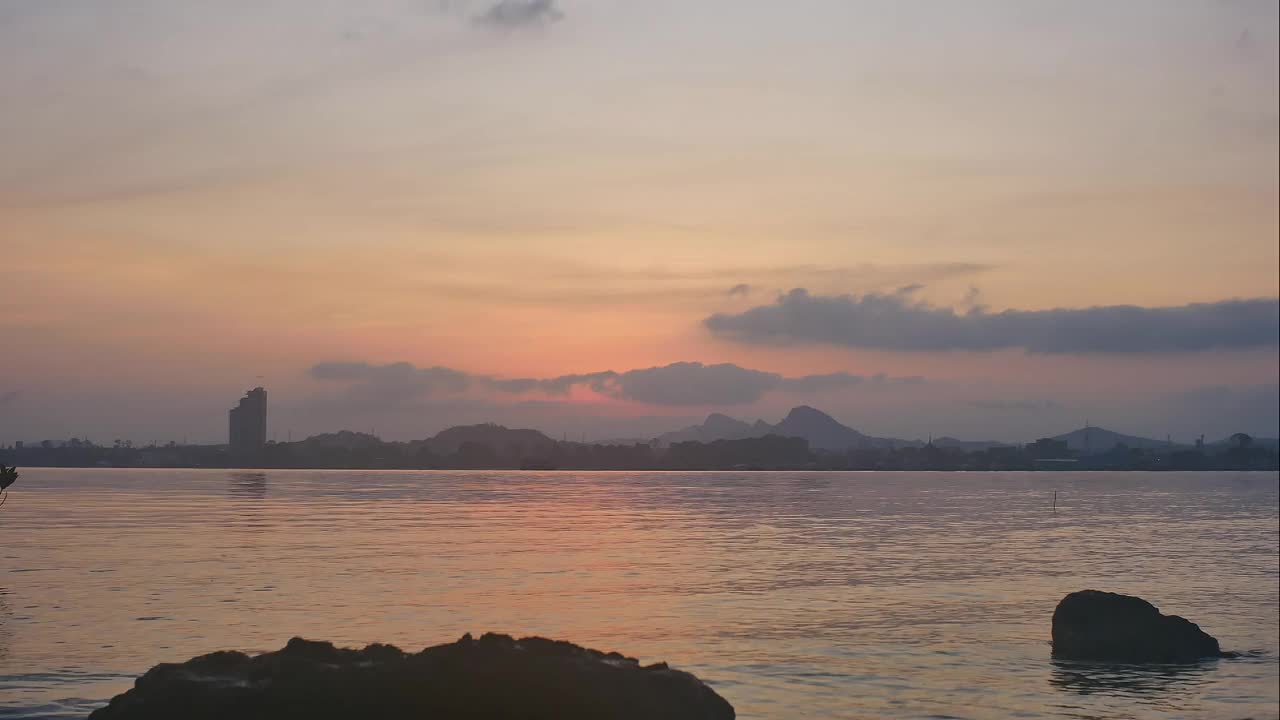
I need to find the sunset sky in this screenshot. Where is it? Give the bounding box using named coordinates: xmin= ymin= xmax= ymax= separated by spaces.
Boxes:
xmin=2 ymin=0 xmax=1277 ymax=444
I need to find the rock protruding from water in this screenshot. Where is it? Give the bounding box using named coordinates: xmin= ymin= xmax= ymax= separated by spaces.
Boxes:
xmin=88 ymin=633 xmax=735 ymax=720
xmin=1051 ymin=590 xmax=1224 ymax=663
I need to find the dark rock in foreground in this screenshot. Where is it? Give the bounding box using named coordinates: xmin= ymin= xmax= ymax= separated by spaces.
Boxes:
xmin=89 ymin=633 xmax=735 ymax=720
xmin=1052 ymin=590 xmax=1225 ymax=663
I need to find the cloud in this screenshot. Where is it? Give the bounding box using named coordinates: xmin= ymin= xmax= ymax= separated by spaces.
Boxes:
xmin=970 ymin=399 xmax=1063 ymax=412
xmin=0 ymin=391 xmax=18 ymax=406
xmin=727 ymin=283 xmax=752 ymax=297
xmin=705 ymin=289 xmax=1280 ymax=353
xmin=532 ymin=371 xmax=617 ymax=396
xmin=309 ymin=360 xmax=915 ymax=407
xmin=476 ymin=0 xmax=563 ymax=28
xmin=308 ymin=362 xmax=470 ymax=407
xmin=778 ymin=371 xmax=864 ymax=393
xmin=539 ymin=363 xmax=880 ymax=405
xmin=593 ymin=362 xmax=782 ymax=406
xmin=485 ymin=377 xmax=541 ymax=394
xmin=959 ymin=286 xmax=983 ymax=309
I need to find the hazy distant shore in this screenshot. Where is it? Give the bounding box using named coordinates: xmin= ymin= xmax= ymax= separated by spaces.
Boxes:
xmin=4 ymin=443 xmax=1275 ymax=473
xmin=7 ymin=405 xmax=1277 ymax=473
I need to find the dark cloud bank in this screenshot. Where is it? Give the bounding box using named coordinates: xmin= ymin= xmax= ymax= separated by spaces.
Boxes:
xmin=476 ymin=0 xmax=563 ymax=29
xmin=310 ymin=360 xmax=920 ymax=407
xmin=705 ymin=289 xmax=1280 ymax=353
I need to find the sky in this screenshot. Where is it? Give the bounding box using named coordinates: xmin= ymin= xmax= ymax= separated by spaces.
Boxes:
xmin=1 ymin=0 xmax=1277 ymax=444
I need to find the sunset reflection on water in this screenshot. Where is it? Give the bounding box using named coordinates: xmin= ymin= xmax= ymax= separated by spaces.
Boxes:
xmin=2 ymin=469 xmax=1276 ymax=719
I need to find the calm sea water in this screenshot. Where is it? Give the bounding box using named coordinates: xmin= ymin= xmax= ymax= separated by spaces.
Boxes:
xmin=0 ymin=469 xmax=1276 ymax=719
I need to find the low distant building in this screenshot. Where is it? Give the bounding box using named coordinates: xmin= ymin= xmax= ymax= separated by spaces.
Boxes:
xmin=229 ymin=387 xmax=267 ymax=453
xmin=1028 ymin=437 xmax=1072 ymax=459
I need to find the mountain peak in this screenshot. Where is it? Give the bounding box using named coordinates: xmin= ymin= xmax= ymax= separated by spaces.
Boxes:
xmin=703 ymin=413 xmax=751 ymax=432
xmin=655 ymin=412 xmax=761 ymax=446
xmin=782 ymin=405 xmax=838 ymax=423
xmin=773 ymin=406 xmax=875 ymax=450
xmin=1051 ymin=426 xmax=1171 ymax=453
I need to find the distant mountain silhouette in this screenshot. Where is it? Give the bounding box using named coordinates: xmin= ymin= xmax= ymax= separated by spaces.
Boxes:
xmin=427 ymin=423 xmax=557 ymax=455
xmin=655 ymin=405 xmax=920 ymax=451
xmin=1051 ymin=426 xmax=1176 ymax=454
xmin=656 ymin=413 xmax=761 ymax=445
xmin=773 ymin=405 xmax=888 ymax=450
xmin=316 ymin=414 xmax=1264 ymax=460
xmin=703 ymin=412 xmax=754 ymax=437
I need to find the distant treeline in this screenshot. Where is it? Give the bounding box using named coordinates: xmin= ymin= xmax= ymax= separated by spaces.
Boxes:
xmin=2 ymin=426 xmax=1276 ymax=471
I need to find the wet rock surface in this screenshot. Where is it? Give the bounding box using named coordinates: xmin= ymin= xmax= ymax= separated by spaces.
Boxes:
xmin=1052 ymin=590 xmax=1225 ymax=663
xmin=88 ymin=633 xmax=735 ymax=720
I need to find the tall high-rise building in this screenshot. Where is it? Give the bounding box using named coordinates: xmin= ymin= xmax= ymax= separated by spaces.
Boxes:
xmin=229 ymin=387 xmax=267 ymax=452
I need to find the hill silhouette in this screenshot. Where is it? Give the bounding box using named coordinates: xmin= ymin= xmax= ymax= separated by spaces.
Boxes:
xmin=656 ymin=413 xmax=760 ymax=445
xmin=426 ymin=423 xmax=557 ymax=456
xmin=1051 ymin=426 xmax=1177 ymax=454
xmin=1207 ymin=434 xmax=1280 ymax=451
